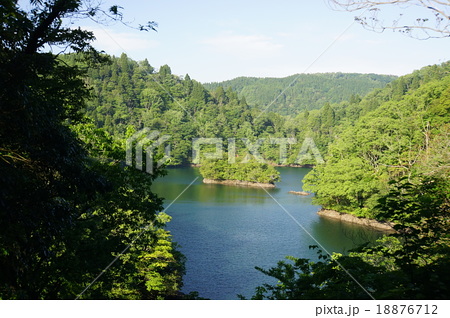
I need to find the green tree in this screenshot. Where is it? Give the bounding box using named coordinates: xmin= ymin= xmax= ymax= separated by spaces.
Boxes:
xmin=199 ymin=159 xmax=280 ymax=184
xmin=303 ymin=64 xmax=450 ymax=218
xmin=0 ymin=0 xmax=184 ymax=300
xmin=65 ymin=124 xmax=185 ymax=300
xmin=303 ymin=157 xmax=384 ymax=217
xmin=1 ymin=0 xmax=98 ymax=298
xmin=320 ymin=103 xmax=335 ymax=131
xmin=158 ymin=64 xmax=172 ymax=78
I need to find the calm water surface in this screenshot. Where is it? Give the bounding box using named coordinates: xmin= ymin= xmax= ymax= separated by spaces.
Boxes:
xmin=152 ymin=167 xmax=381 ymax=300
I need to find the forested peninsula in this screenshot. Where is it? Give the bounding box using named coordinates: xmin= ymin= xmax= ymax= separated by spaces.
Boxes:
xmin=302 ymin=63 xmax=450 ymax=219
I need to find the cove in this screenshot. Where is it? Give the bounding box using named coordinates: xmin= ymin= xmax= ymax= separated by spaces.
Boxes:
xmin=151 ymin=167 xmax=383 ymax=300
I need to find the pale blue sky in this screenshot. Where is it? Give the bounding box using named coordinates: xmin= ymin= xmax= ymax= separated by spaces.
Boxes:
xmin=78 ymin=0 xmax=448 ymax=82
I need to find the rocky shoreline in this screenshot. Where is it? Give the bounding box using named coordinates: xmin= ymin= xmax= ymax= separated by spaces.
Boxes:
xmin=317 ymin=209 xmax=396 ymax=233
xmin=202 ymin=178 xmax=276 ymax=188
xmin=288 ymin=190 xmax=310 ymax=196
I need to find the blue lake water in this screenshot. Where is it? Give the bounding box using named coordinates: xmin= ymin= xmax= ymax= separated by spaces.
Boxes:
xmin=152 ymin=167 xmax=382 ymax=300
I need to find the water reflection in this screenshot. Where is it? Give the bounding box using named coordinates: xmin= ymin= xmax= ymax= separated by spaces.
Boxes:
xmin=311 ymin=217 xmax=384 ymax=254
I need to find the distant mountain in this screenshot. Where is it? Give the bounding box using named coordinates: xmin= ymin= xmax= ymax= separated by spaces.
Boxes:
xmin=204 ymin=73 xmax=397 ymax=115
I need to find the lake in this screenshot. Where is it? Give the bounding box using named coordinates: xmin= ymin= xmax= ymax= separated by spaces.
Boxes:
xmin=152 ymin=167 xmax=382 ymax=300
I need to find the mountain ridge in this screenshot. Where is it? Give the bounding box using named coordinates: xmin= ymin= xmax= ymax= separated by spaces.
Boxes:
xmin=203 ymin=72 xmax=397 ymax=115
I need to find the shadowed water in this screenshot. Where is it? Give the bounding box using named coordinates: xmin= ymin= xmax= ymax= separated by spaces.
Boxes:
xmin=152 ymin=167 xmax=382 ymax=300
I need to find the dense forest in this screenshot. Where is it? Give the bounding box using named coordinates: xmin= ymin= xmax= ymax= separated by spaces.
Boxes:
xmin=303 ymin=62 xmax=450 ymax=218
xmin=199 ymin=159 xmax=280 ymax=185
xmin=204 ymin=73 xmax=397 ymax=115
xmin=0 ymin=0 xmax=185 ymax=300
xmin=1 ymin=0 xmax=449 ymax=300
xmin=64 ymin=53 xmax=400 ymax=167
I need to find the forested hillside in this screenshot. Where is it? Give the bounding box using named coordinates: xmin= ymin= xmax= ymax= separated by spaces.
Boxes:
xmin=204 ymin=73 xmax=397 ymax=115
xmin=67 ymin=54 xmax=450 ymax=190
xmin=303 ymin=62 xmax=450 ymax=218
xmin=65 ymin=53 xmax=399 ymax=166
xmin=81 ymin=55 xmax=260 ymax=165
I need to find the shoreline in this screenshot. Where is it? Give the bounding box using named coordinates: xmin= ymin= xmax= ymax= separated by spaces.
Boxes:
xmin=288 ymin=190 xmax=310 ymax=196
xmin=203 ymin=178 xmax=276 ymax=188
xmin=317 ymin=209 xmax=396 ymax=233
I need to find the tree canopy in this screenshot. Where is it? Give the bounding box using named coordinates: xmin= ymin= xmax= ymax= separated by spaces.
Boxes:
xmin=0 ymin=0 xmax=184 ymax=299
xmin=199 ymin=159 xmax=281 ymax=184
